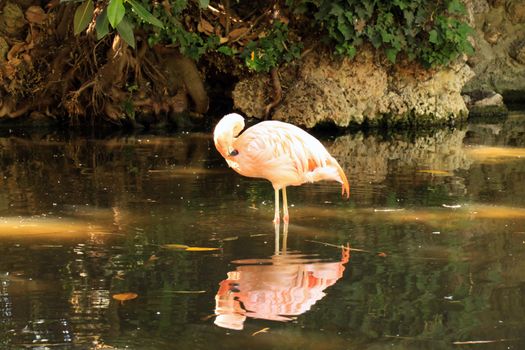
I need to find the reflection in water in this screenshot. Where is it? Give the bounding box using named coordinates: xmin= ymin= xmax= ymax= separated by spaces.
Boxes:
xmin=0 ymin=113 xmax=524 ymax=348
xmin=214 ymin=223 xmax=349 ymax=330
xmin=464 ymin=146 xmax=525 ymax=163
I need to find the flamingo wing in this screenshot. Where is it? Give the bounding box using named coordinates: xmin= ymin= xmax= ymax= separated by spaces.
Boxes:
xmin=234 ymin=121 xmax=349 ymax=196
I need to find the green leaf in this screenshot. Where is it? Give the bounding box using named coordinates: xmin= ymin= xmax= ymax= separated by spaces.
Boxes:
xmin=197 ymin=0 xmax=209 ymax=9
xmin=95 ymin=8 xmax=110 ymax=39
xmin=73 ymin=0 xmax=94 ymax=35
xmin=217 ymin=45 xmax=234 ymax=56
xmin=429 ymin=29 xmax=439 ymax=44
xmin=116 ymin=17 xmax=135 ymax=48
xmin=108 ymin=0 xmax=125 ymax=28
xmin=447 ymin=0 xmax=465 ymax=14
xmin=337 ymin=20 xmax=353 ymax=40
xmin=329 ymin=3 xmax=344 ymax=16
xmin=386 ymin=47 xmax=398 ymax=63
xmin=126 ymin=0 xmax=164 ymax=28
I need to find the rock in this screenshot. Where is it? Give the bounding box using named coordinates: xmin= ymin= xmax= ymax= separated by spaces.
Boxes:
xmin=463 ymin=1 xmax=525 ymax=102
xmin=465 ymin=90 xmax=508 ymax=119
xmin=25 ymin=6 xmax=47 ymax=25
xmin=473 ymin=91 xmax=505 ymax=107
xmin=488 ymin=0 xmax=505 ymax=7
xmin=233 ymin=50 xmax=473 ymax=128
xmin=0 ymin=36 xmax=8 ymax=61
xmin=510 ymin=38 xmax=525 ymax=64
xmin=0 ymin=2 xmax=27 ymax=36
xmin=506 ymin=0 xmax=525 ymax=24
xmin=469 ymin=0 xmax=490 ymax=14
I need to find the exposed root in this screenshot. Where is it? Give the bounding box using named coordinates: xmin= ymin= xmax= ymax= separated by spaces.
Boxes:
xmin=0 ymin=2 xmax=209 ymax=127
xmin=264 ymin=67 xmax=282 ymax=119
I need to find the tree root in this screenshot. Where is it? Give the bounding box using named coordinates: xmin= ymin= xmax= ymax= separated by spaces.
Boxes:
xmin=0 ymin=2 xmax=210 ymax=127
xmin=264 ymin=67 xmax=282 ymax=119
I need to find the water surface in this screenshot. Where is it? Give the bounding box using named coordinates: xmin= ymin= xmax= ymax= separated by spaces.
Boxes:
xmin=1 ymin=113 xmax=525 ymax=349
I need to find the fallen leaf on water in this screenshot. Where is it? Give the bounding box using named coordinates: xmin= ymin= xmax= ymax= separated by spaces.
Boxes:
xmin=162 ymin=244 xmax=190 ymax=250
xmin=185 ymin=247 xmax=220 ymax=252
xmin=377 ymin=252 xmax=387 ymax=257
xmin=442 ymin=204 xmax=462 ymax=209
xmin=452 ymin=338 xmax=518 ymax=345
xmin=252 ymin=327 xmax=270 ymax=336
xmin=417 ymin=169 xmax=453 ymax=176
xmin=112 ymin=292 xmax=138 ymax=303
xmin=162 ymin=244 xmax=220 ymax=251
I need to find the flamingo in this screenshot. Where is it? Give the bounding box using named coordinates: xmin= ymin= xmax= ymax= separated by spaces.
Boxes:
xmin=213 ymin=113 xmax=350 ymax=223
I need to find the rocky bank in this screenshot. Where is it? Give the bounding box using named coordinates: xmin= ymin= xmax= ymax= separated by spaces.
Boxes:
xmin=233 ymin=0 xmax=525 ymax=128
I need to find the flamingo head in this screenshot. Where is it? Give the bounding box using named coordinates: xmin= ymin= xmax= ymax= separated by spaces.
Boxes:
xmin=213 ymin=113 xmax=245 ymax=159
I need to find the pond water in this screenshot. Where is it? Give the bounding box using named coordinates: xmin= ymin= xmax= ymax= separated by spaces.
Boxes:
xmin=0 ymin=113 xmax=525 ymax=350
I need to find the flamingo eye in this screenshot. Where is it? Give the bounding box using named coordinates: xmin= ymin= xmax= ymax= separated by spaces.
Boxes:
xmin=229 ymin=149 xmax=239 ymax=156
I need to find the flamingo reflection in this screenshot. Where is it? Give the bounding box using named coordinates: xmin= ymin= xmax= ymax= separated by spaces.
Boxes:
xmin=214 ymin=223 xmax=350 ymax=330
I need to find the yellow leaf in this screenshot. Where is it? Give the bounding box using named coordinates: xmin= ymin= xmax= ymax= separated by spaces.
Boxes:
xmin=185 ymin=247 xmax=220 ymax=252
xmin=417 ymin=169 xmax=453 ymax=176
xmin=252 ymin=327 xmax=270 ymax=336
xmin=162 ymin=244 xmax=189 ymax=249
xmin=112 ymin=292 xmax=138 ymax=302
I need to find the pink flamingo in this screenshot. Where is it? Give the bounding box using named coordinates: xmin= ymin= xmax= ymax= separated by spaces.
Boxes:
xmin=213 ymin=113 xmax=349 ymax=223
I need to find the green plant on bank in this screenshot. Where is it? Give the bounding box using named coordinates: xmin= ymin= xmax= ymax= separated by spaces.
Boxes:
xmin=288 ymin=0 xmax=473 ymax=67
xmin=240 ymin=22 xmax=303 ymax=73
xmin=67 ymin=0 xmax=473 ymax=71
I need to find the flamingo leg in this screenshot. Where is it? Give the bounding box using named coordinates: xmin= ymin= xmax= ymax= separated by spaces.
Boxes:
xmin=273 ymin=188 xmax=280 ymax=224
xmin=282 ymin=186 xmax=289 ymax=223
xmin=282 ymin=222 xmax=288 ymax=254
xmin=274 ymin=222 xmax=280 ymax=255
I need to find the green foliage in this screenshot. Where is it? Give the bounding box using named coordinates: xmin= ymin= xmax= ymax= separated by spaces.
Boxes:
xmin=240 ymin=22 xmax=303 ymax=73
xmin=289 ymin=0 xmax=473 ymax=67
xmin=68 ymin=0 xmax=473 ymax=70
xmin=69 ymin=0 xmax=165 ymax=49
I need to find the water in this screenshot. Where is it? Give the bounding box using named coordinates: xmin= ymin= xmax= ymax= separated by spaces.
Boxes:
xmin=0 ymin=113 xmax=524 ymax=349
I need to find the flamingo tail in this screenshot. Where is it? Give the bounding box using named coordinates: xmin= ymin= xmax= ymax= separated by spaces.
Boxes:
xmin=335 ymin=162 xmax=350 ymax=198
